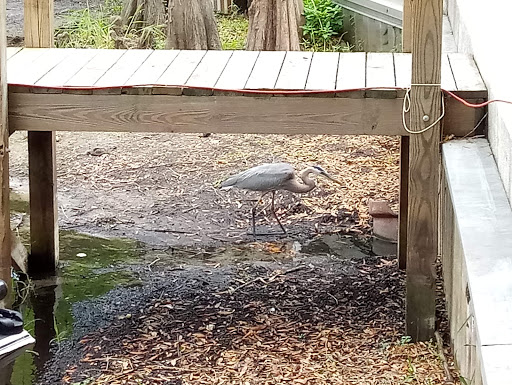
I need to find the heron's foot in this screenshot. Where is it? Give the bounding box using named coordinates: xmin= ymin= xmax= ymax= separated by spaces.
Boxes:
xmin=247 ymin=229 xmax=287 ymax=237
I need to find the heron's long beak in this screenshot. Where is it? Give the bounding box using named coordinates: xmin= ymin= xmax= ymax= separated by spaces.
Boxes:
xmin=321 ymin=172 xmax=345 ymax=186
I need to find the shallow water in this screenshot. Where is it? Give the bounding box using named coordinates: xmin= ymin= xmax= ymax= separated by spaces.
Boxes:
xmin=9 ymin=231 xmax=143 ymax=385
xmin=6 ymin=194 xmax=395 ymax=384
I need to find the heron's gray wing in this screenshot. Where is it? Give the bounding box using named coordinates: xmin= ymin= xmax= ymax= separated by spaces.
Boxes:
xmin=221 ymin=163 xmax=295 ymax=191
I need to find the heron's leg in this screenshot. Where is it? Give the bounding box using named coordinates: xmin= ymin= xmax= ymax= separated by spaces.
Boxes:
xmin=270 ymin=191 xmax=287 ymax=235
xmin=250 ymin=192 xmax=270 ymax=235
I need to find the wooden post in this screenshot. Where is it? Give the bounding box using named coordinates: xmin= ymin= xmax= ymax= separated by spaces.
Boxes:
xmin=398 ymin=0 xmax=412 ymax=270
xmin=0 ymin=0 xmax=11 ymax=305
xmin=25 ymin=0 xmax=59 ymax=275
xmin=406 ymin=0 xmax=443 ymax=341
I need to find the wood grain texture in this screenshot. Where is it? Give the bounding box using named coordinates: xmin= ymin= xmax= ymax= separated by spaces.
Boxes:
xmin=24 ymin=0 xmax=59 ymax=275
xmin=406 ymin=0 xmax=443 ymax=341
xmin=9 ymin=94 xmax=408 ymax=135
xmin=0 ymin=0 xmax=11 ymax=305
xmin=7 ymin=92 xmax=479 ymax=137
xmin=24 ymin=0 xmax=53 ymax=47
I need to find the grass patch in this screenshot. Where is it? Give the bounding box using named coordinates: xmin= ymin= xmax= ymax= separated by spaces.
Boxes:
xmin=55 ymin=0 xmax=166 ymax=49
xmin=216 ymin=12 xmax=249 ymax=50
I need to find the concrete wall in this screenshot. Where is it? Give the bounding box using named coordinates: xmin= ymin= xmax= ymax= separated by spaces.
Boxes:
xmin=445 ymin=0 xmax=512 ymax=201
xmin=442 ymin=139 xmax=512 ymax=385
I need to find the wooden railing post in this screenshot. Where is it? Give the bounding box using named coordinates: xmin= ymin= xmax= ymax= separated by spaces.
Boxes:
xmin=25 ymin=0 xmax=59 ymax=275
xmin=406 ymin=0 xmax=443 ymax=341
xmin=398 ymin=0 xmax=412 ymax=270
xmin=0 ymin=0 xmax=11 ymax=306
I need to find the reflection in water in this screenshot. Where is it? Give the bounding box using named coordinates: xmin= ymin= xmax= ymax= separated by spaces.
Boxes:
xmin=9 ymin=231 xmax=142 ymax=385
xmin=7 ymin=222 xmax=395 ymax=384
xmin=31 ymin=283 xmax=57 ymax=375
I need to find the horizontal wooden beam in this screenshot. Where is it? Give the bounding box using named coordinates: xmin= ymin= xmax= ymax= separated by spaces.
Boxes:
xmin=8 ymin=94 xmax=482 ymax=137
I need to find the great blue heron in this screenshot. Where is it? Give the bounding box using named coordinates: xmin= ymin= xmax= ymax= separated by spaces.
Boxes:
xmin=220 ymin=163 xmax=343 ymax=235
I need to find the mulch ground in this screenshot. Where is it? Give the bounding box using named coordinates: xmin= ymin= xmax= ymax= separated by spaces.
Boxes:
xmin=63 ymin=256 xmax=459 ymax=385
xmin=10 ymin=133 xmax=400 ymax=246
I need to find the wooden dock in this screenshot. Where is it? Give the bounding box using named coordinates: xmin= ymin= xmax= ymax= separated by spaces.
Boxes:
xmin=6 ymin=48 xmax=486 ymax=136
xmin=0 ymin=0 xmax=491 ymax=343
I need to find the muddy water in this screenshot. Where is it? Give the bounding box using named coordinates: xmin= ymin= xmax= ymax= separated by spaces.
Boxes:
xmin=7 ymin=194 xmax=396 ymax=384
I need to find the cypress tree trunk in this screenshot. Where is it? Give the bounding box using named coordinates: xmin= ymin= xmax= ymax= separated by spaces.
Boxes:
xmin=166 ymin=0 xmax=222 ymax=50
xmin=247 ymin=0 xmax=304 ymax=51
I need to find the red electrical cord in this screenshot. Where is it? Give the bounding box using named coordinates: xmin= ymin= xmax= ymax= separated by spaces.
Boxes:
xmin=8 ymin=82 xmax=512 ymax=109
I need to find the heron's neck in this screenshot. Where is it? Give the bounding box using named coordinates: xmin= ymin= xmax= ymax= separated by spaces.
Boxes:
xmin=297 ymin=167 xmax=317 ymax=193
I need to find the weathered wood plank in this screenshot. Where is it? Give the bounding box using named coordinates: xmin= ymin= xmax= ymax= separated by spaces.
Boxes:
xmin=95 ymin=49 xmax=153 ymax=88
xmin=336 ymin=52 xmax=365 ymax=90
xmin=187 ymin=50 xmax=233 ymax=87
xmin=66 ymin=49 xmax=127 ymax=87
xmin=406 ymin=0 xmax=443 ymax=342
xmin=7 ymin=92 xmax=478 ymax=137
xmin=24 ymin=0 xmax=59 ymax=276
xmin=275 ymin=51 xmax=313 ymax=90
xmin=305 ymin=52 xmax=339 ymax=91
xmin=366 ymin=53 xmax=396 ymax=98
xmin=215 ymin=50 xmax=260 ymax=91
xmin=245 ymin=51 xmax=286 ymax=89
xmin=10 ymin=94 xmax=408 ymax=135
xmin=185 ymin=50 xmax=233 ymax=95
xmin=6 ymin=48 xmax=50 ymax=84
xmin=10 ymin=48 xmax=71 ymax=86
xmin=24 ymin=0 xmax=53 ymax=47
xmin=441 ymin=55 xmax=457 ymax=91
xmin=125 ymin=50 xmax=180 ymax=86
xmin=35 ymin=49 xmax=99 ymax=90
xmin=448 ymin=53 xmax=486 ymax=91
xmin=393 ymin=52 xmax=412 ymax=97
xmin=366 ymin=53 xmax=395 ymax=87
xmin=157 ymin=50 xmax=207 ymax=86
xmin=0 ymin=0 xmax=11 ymax=306
xmin=6 ymin=47 xmax=22 ymax=59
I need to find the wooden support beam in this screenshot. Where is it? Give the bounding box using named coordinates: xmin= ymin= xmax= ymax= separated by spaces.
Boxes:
xmin=406 ymin=0 xmax=443 ymax=341
xmin=399 ymin=0 xmax=413 ymax=270
xmin=0 ymin=0 xmax=11 ymax=307
xmin=24 ymin=0 xmax=58 ymax=275
xmin=7 ymin=93 xmax=481 ymax=137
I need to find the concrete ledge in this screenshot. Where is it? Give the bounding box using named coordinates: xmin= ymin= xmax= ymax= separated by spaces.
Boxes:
xmin=442 ymin=139 xmax=512 ymax=385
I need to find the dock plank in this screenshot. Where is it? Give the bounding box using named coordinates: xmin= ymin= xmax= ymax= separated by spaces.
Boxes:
xmin=7 ymin=48 xmax=50 ymax=84
xmin=393 ymin=53 xmax=412 ymax=89
xmin=366 ymin=53 xmax=395 ymax=88
xmin=275 ymin=51 xmax=313 ymax=90
xmin=306 ymin=52 xmax=339 ymax=90
xmin=215 ymin=50 xmax=260 ymax=90
xmin=12 ymin=48 xmax=73 ymax=86
xmin=66 ymin=49 xmax=127 ymax=86
xmin=336 ymin=52 xmax=366 ymax=91
xmin=95 ymin=49 xmax=153 ymax=88
xmin=448 ymin=53 xmax=486 ymax=91
xmin=126 ymin=50 xmax=180 ymax=86
xmin=187 ymin=50 xmax=233 ymax=88
xmin=441 ymin=55 xmax=457 ymax=91
xmin=245 ymin=51 xmax=286 ymax=89
xmin=157 ymin=50 xmax=207 ymax=86
xmin=6 ymin=47 xmax=22 ymax=60
xmin=36 ymin=49 xmax=99 ymax=88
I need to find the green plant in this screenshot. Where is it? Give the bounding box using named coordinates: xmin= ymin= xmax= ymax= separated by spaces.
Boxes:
xmin=302 ymin=0 xmax=349 ymax=51
xmin=216 ymin=10 xmax=249 ymax=50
